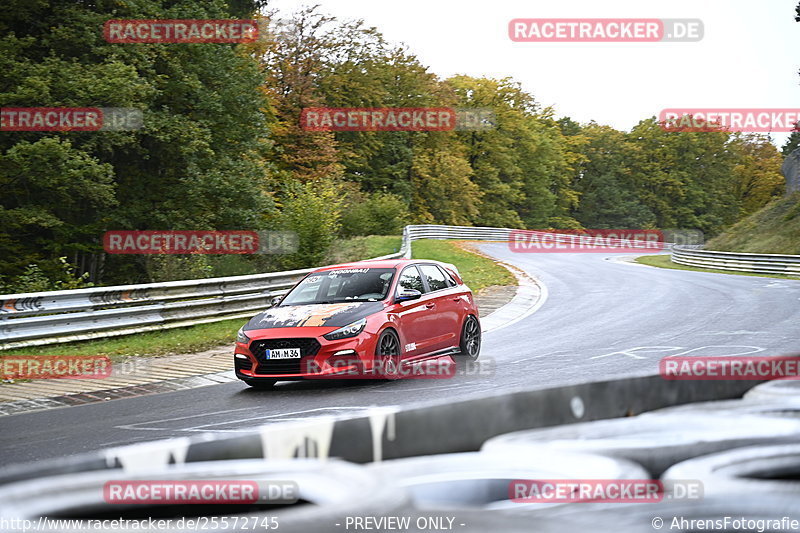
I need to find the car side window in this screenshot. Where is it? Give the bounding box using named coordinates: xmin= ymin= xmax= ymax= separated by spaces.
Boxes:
xmin=419 ymin=264 xmax=449 ymax=292
xmin=398 ymin=266 xmax=425 ymax=293
xmin=438 ymin=266 xmax=457 ymax=287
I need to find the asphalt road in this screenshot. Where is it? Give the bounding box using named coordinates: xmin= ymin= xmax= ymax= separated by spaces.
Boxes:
xmin=3 ymin=245 xmax=800 ymax=465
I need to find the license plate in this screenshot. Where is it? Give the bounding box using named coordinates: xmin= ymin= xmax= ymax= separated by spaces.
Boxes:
xmin=266 ymin=348 xmax=302 ymax=360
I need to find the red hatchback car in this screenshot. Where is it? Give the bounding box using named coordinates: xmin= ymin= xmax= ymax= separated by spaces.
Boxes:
xmin=234 ymin=259 xmax=481 ymax=388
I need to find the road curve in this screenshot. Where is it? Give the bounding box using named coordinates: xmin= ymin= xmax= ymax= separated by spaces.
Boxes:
xmin=3 ymin=245 xmax=799 ymax=465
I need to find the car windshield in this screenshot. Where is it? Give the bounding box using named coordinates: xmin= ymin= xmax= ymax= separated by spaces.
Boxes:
xmin=280 ymin=268 xmax=395 ymax=305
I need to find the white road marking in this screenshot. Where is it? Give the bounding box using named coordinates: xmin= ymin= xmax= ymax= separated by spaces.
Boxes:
xmin=590 ymin=345 xmax=767 ymax=360
xmin=590 ymin=346 xmax=682 ymax=360
xmin=663 ymin=345 xmax=766 ymax=357
xmin=508 ymin=350 xmax=571 ymax=363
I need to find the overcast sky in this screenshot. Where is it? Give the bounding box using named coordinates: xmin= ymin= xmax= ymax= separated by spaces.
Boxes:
xmin=268 ymin=0 xmax=800 ymax=146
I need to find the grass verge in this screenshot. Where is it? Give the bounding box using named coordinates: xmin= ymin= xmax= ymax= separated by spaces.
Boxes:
xmin=635 ymin=254 xmax=799 ymax=280
xmin=411 ymin=239 xmax=515 ymax=292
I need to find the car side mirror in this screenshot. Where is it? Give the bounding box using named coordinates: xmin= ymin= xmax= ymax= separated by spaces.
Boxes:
xmin=270 ymin=295 xmax=283 ymax=307
xmin=395 ymin=288 xmax=422 ymax=302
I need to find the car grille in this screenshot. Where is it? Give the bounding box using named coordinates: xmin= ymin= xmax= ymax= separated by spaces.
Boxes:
xmin=249 ymin=338 xmax=321 ymax=375
xmin=234 ymin=357 xmax=253 ymax=373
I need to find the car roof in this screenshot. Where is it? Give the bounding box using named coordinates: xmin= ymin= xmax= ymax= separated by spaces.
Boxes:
xmin=313 ymin=259 xmax=450 ymax=272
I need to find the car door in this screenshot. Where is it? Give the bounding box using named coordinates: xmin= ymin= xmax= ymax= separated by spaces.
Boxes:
xmin=417 ymin=264 xmax=461 ymax=352
xmin=393 ymin=265 xmax=438 ymax=358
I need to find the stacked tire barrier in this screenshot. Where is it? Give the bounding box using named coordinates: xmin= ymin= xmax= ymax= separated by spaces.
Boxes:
xmin=0 ymin=460 xmax=410 ymax=533
xmin=671 ymin=246 xmax=800 ymax=276
xmin=366 ymin=451 xmax=649 ymax=510
xmin=2 ymin=364 xmax=800 ymax=532
xmin=0 ymin=370 xmax=763 ymax=484
xmin=480 ymin=412 xmax=800 ymax=476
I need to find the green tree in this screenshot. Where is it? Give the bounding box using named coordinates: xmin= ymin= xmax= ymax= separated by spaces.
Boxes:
xmin=446 ymin=76 xmax=579 ymax=228
xmin=571 ymin=123 xmax=656 ymax=229
xmin=261 ymin=6 xmax=344 ymax=185
xmin=340 ymin=190 xmax=410 ymax=237
xmin=782 ymin=125 xmax=800 ymax=156
xmin=628 ymin=118 xmax=738 ymax=235
xmin=409 ymin=136 xmax=480 ymax=225
xmin=730 ymin=134 xmax=785 ymax=216
xmin=275 ymin=180 xmax=342 ymax=269
xmin=1 ymin=0 xmax=274 ymax=285
xmin=0 ymin=138 xmax=116 ymax=283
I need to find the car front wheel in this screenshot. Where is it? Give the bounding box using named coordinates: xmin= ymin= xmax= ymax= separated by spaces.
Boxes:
xmin=376 ymin=329 xmax=401 ymax=380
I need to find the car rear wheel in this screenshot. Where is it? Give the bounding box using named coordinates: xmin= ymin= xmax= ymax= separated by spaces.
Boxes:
xmin=376 ymin=329 xmax=401 ymax=380
xmin=242 ymin=378 xmax=277 ymax=389
xmin=458 ymin=315 xmax=481 ymax=361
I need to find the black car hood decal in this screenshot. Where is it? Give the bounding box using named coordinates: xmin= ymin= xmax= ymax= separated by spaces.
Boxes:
xmin=245 ymin=301 xmax=385 ymax=330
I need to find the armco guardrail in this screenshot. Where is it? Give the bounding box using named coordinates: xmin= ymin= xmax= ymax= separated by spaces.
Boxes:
xmin=671 ymin=246 xmax=800 ymax=276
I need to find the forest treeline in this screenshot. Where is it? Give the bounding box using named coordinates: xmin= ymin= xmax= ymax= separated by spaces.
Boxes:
xmin=1 ymin=0 xmax=796 ymax=291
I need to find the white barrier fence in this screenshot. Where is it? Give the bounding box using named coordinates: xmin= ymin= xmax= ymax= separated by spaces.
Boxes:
xmin=671 ymin=246 xmax=800 ymax=277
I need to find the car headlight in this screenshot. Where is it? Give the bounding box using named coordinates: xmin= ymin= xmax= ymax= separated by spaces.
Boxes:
xmin=323 ymin=318 xmax=367 ymax=341
xmin=236 ymin=326 xmax=250 ymax=344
